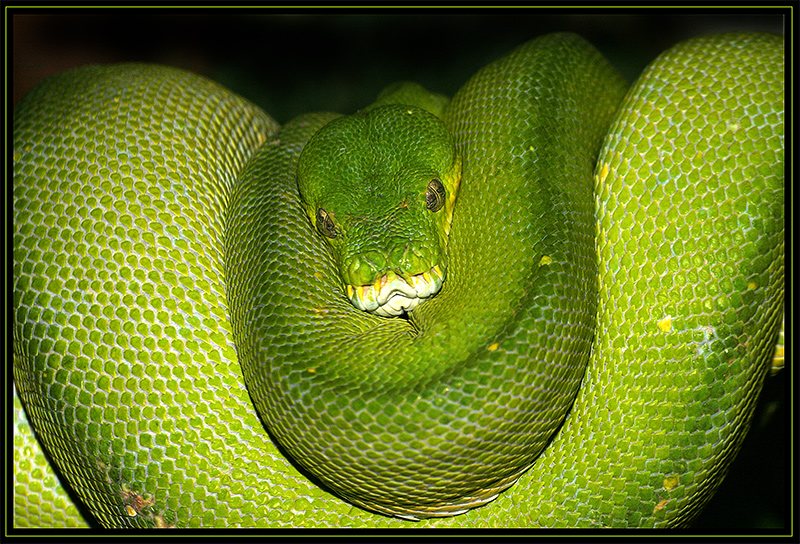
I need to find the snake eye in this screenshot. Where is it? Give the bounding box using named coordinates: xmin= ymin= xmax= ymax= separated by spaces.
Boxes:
xmin=426 ymin=178 xmax=446 ymax=212
xmin=316 ymin=208 xmax=338 ymax=238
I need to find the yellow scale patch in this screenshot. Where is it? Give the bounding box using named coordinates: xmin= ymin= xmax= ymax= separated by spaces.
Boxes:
xmin=663 ymin=475 xmax=680 ymax=491
xmin=598 ymin=162 xmax=610 ymax=184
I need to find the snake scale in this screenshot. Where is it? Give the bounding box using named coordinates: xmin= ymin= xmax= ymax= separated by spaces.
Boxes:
xmin=13 ymin=32 xmax=784 ymax=528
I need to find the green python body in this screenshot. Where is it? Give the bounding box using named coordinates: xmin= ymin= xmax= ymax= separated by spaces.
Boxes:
xmin=12 ymin=32 xmax=784 ymax=528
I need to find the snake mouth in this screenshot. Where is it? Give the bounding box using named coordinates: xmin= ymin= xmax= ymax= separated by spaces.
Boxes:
xmin=346 ymin=265 xmax=445 ymax=317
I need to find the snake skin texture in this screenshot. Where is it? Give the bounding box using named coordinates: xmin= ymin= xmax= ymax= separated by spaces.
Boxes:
xmin=12 ymin=33 xmax=783 ymax=528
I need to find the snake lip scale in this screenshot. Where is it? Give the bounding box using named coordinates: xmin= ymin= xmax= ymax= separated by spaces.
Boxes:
xmin=345 ymin=264 xmax=445 ymax=317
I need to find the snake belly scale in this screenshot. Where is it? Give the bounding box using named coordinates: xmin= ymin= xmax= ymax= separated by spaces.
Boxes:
xmin=12 ymin=32 xmax=784 ymax=528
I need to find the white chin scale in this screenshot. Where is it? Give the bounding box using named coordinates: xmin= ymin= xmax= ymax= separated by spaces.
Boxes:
xmin=346 ymin=265 xmax=444 ymax=317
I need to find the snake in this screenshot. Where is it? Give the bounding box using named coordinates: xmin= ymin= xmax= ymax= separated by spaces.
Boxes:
xmin=12 ymin=32 xmax=784 ymax=528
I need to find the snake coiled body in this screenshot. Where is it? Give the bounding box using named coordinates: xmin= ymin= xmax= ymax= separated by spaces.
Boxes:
xmin=13 ymin=32 xmax=784 ymax=528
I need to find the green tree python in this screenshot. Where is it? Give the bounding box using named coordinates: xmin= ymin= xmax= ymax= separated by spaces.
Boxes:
xmin=12 ymin=32 xmax=784 ymax=528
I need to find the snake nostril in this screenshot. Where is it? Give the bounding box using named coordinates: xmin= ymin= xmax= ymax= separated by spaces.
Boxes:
xmin=390 ymin=242 xmax=433 ymax=277
xmin=390 ymin=244 xmax=409 ymax=271
xmin=363 ymin=250 xmax=385 ymax=272
xmin=346 ymin=251 xmax=386 ymax=286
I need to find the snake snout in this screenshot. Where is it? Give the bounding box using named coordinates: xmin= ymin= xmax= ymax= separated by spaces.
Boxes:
xmin=342 ymin=237 xmax=447 ymax=317
xmin=345 ymin=264 xmax=445 ymax=317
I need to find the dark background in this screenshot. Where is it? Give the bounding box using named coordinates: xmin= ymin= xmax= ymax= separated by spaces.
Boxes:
xmin=9 ymin=8 xmax=790 ymax=531
xmin=13 ymin=10 xmax=785 ymax=119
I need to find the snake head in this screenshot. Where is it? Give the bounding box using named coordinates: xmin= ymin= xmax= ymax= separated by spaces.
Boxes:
xmin=297 ymin=104 xmax=461 ymax=317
